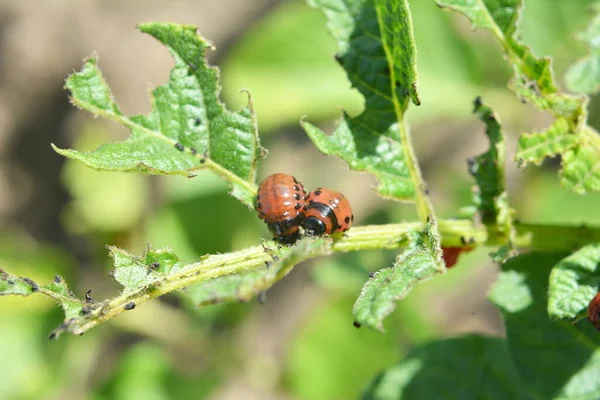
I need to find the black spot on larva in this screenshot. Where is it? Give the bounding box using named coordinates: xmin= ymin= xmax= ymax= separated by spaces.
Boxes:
xmin=124 ymin=302 xmax=136 ymax=310
xmin=194 ymin=117 xmax=202 ymax=126
xmin=353 ymin=321 xmax=361 ymax=328
xmin=351 ymin=214 xmax=354 ymax=221
xmin=175 ymin=142 xmax=185 ymax=151
xmin=314 ymin=190 xmax=321 ymax=196
xmin=257 ymin=201 xmax=262 ymax=209
xmin=190 ymin=147 xmax=198 ymax=155
xmin=294 ymin=193 xmax=301 ymax=201
xmin=368 ymin=272 xmax=375 ymax=278
xmin=295 ymin=203 xmax=301 ymax=210
xmin=345 ymin=216 xmax=350 ymax=223
xmin=293 ymin=176 xmax=298 ymax=184
xmin=294 ymin=185 xmax=299 ymax=191
xmin=23 ymin=278 xmax=38 ymax=292
xmin=85 ymin=290 xmax=94 ymax=302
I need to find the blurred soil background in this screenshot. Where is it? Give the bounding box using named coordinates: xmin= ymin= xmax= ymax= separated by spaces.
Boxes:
xmin=1 ymin=0 xmax=600 ymax=399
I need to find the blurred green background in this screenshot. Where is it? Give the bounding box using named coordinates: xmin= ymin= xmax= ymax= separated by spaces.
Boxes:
xmin=1 ymin=0 xmax=600 ymax=399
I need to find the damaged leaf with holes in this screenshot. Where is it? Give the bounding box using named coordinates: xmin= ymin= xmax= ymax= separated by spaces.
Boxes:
xmin=437 ymin=0 xmax=600 ymax=195
xmin=353 ymin=219 xmax=443 ymax=331
xmin=302 ymin=0 xmax=420 ymax=201
xmin=54 ymin=23 xmax=265 ymax=208
xmin=469 ymin=98 xmax=506 ymax=224
xmin=435 ymin=0 xmax=584 ymax=124
xmin=0 ymin=270 xmax=83 ymax=320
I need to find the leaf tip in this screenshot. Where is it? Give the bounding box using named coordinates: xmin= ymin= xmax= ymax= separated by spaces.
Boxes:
xmin=50 ymin=143 xmax=68 ymax=156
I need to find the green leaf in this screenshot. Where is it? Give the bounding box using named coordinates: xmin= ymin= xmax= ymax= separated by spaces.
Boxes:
xmin=469 ymin=97 xmax=506 ymax=224
xmin=489 ymin=243 xmax=517 ymax=264
xmin=302 ymin=0 xmax=420 ymax=201
xmin=54 ymin=23 xmax=265 ymax=208
xmin=182 ymin=237 xmax=331 ymax=306
xmin=109 ymin=246 xmax=188 ymax=291
xmin=0 ymin=271 xmax=83 ymax=320
xmin=565 ymin=6 xmax=600 ymax=95
xmin=516 ymin=117 xmax=579 ymax=167
xmin=469 ymin=99 xmax=515 ymax=258
xmin=561 ymin=141 xmax=600 ymax=194
xmin=362 ymin=335 xmax=531 ymax=400
xmin=548 ymin=244 xmax=600 ymax=321
xmin=437 ymin=0 xmax=600 ymax=195
xmin=353 ymin=219 xmax=443 ymax=331
xmin=489 ymin=252 xmax=600 ymax=398
xmin=436 ymin=0 xmax=584 ymax=123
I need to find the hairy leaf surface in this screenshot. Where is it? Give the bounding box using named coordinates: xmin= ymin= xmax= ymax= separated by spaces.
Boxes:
xmin=548 ymin=244 xmax=600 ymax=321
xmin=302 ymin=0 xmax=420 ymax=201
xmin=183 ymin=237 xmax=330 ymax=306
xmin=353 ymin=220 xmax=443 ymax=331
xmin=561 ymin=142 xmax=600 ymax=194
xmin=516 ymin=118 xmax=579 ymax=167
xmin=54 ymin=23 xmax=264 ymax=207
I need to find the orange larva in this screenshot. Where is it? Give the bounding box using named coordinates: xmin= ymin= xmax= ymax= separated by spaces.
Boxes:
xmin=302 ymin=188 xmax=353 ymax=235
xmin=588 ymin=291 xmax=600 ymax=330
xmin=256 ymin=173 xmax=306 ymax=244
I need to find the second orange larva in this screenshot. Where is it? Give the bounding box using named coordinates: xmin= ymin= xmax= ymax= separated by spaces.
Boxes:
xmin=588 ymin=291 xmax=600 ymax=330
xmin=302 ymin=188 xmax=353 ymax=235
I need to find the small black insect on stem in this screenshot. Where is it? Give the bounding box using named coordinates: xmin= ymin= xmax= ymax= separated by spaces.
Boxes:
xmin=23 ymin=278 xmax=38 ymax=292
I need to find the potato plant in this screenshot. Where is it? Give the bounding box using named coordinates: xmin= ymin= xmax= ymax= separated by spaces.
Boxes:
xmin=2 ymin=0 xmax=600 ymax=397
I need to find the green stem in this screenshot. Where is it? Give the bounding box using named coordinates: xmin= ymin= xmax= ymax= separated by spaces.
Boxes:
xmin=374 ymin=5 xmax=435 ymax=222
xmin=57 ymin=219 xmax=600 ymax=336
